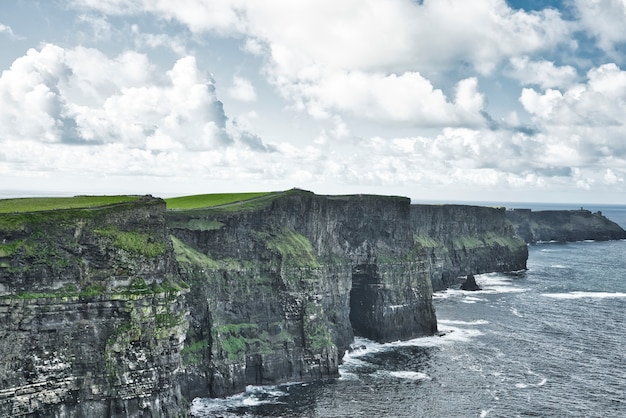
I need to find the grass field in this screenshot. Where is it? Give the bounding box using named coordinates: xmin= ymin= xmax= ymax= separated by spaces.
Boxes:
xmin=165 ymin=192 xmax=275 ymax=210
xmin=0 ymin=196 xmax=141 ymax=214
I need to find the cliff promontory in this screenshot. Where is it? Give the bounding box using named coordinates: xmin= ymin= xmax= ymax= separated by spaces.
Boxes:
xmin=506 ymin=208 xmax=626 ymax=243
xmin=0 ymin=190 xmax=528 ymax=416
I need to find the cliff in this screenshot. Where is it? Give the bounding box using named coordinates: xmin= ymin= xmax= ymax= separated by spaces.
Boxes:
xmin=505 ymin=208 xmax=626 ymax=243
xmin=0 ymin=190 xmax=528 ymax=416
xmin=168 ymin=190 xmax=437 ymax=398
xmin=411 ymin=205 xmax=528 ymax=290
xmin=0 ymin=196 xmax=189 ymax=417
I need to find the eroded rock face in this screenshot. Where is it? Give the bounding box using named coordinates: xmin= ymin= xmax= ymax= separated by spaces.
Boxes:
xmin=0 ymin=191 xmax=531 ymax=415
xmin=410 ymin=204 xmax=528 ymax=291
xmin=170 ymin=191 xmax=437 ymax=398
xmin=0 ymin=197 xmax=189 ymax=417
xmin=506 ymin=208 xmax=626 ymax=243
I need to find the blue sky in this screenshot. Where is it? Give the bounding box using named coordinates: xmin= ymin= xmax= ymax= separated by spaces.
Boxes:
xmin=1 ymin=0 xmax=626 ymax=203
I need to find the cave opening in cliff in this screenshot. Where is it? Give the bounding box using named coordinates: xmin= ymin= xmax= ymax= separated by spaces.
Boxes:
xmin=349 ymin=263 xmax=383 ymax=341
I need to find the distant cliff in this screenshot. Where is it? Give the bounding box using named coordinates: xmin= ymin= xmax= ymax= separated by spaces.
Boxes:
xmin=505 ymin=208 xmax=626 ymax=243
xmin=0 ymin=190 xmax=528 ymax=416
xmin=411 ymin=205 xmax=528 ymax=291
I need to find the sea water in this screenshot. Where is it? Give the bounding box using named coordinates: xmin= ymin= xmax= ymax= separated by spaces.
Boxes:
xmin=191 ymin=204 xmax=626 ymax=417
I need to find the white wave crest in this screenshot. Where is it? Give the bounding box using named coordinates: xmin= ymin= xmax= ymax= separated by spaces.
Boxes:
xmin=541 ymin=291 xmax=626 ymax=299
xmin=389 ymin=371 xmax=432 ymax=380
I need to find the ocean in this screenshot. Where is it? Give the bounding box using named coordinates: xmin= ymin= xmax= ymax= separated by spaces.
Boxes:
xmin=191 ymin=204 xmax=626 ymax=418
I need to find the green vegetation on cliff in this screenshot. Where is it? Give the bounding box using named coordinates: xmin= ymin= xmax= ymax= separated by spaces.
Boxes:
xmin=94 ymin=226 xmax=168 ymax=257
xmin=0 ymin=195 xmax=141 ymax=213
xmin=165 ymin=192 xmax=274 ymax=210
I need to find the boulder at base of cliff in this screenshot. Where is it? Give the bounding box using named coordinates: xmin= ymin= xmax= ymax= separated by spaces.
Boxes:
xmin=460 ymin=274 xmax=481 ymax=291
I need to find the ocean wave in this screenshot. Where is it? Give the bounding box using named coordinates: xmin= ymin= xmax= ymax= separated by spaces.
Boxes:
xmin=190 ymin=384 xmax=288 ymax=416
xmin=388 ymin=371 xmax=432 ymax=380
xmin=541 ymin=291 xmax=626 ymax=299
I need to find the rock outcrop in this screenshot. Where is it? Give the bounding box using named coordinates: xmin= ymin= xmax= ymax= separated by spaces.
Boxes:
xmin=0 ymin=190 xmax=529 ymax=416
xmin=506 ymin=208 xmax=626 ymax=243
xmin=460 ymin=274 xmax=481 ymax=291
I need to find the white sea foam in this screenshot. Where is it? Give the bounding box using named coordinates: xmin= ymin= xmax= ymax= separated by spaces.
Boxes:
xmin=476 ymin=273 xmax=527 ymax=294
xmin=541 ymin=291 xmax=626 ymax=299
xmin=190 ymin=384 xmax=287 ymax=416
xmin=389 ymin=371 xmax=432 ymax=380
xmin=438 ymin=319 xmax=489 ymax=326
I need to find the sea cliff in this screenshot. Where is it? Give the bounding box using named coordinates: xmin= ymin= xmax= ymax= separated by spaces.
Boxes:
xmin=506 ymin=208 xmax=626 ymax=243
xmin=411 ymin=205 xmax=528 ymax=291
xmin=0 ymin=196 xmax=188 ymax=417
xmin=0 ymin=191 xmax=528 ymax=416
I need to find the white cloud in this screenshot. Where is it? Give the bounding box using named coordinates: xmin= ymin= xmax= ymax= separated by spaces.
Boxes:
xmin=0 ymin=43 xmax=274 ymax=180
xmin=508 ymin=56 xmax=578 ymax=89
xmin=283 ymin=71 xmax=487 ymax=126
xmin=77 ymin=14 xmax=112 ymax=40
xmin=518 ymin=63 xmax=626 ymax=181
xmin=574 ymin=0 xmax=626 ymax=55
xmin=69 ymin=0 xmax=572 ymax=127
xmin=130 ymin=24 xmax=189 ymax=56
xmin=0 ymin=23 xmax=16 ymax=38
xmin=228 ymin=76 xmax=257 ymax=102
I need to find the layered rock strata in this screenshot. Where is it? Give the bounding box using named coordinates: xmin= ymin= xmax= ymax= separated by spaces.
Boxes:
xmin=0 ymin=191 xmax=530 ymax=416
xmin=0 ymin=197 xmax=189 ymax=417
xmin=168 ymin=191 xmax=438 ymax=397
xmin=411 ymin=204 xmax=528 ymax=291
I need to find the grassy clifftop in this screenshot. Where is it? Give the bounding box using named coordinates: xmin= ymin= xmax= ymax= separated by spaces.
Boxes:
xmin=0 ymin=195 xmax=142 ymax=213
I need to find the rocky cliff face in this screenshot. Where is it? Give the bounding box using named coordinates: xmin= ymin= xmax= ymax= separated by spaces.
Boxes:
xmin=411 ymin=205 xmax=528 ymax=291
xmin=0 ymin=191 xmax=529 ymax=416
xmin=0 ymin=197 xmax=189 ymax=417
xmin=506 ymin=208 xmax=626 ymax=243
xmin=168 ymin=191 xmax=437 ymax=398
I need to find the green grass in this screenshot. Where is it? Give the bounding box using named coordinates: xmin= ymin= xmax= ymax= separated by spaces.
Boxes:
xmin=266 ymin=228 xmax=320 ymax=268
xmin=0 ymin=196 xmax=141 ymax=214
xmin=94 ymin=227 xmax=168 ymax=257
xmin=165 ymin=192 xmax=274 ymax=210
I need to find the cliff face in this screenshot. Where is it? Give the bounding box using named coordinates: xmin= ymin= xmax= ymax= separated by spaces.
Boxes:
xmin=411 ymin=205 xmax=528 ymax=291
xmin=168 ymin=191 xmax=437 ymax=397
xmin=506 ymin=209 xmax=626 ymax=243
xmin=0 ymin=197 xmax=189 ymax=417
xmin=0 ymin=191 xmax=530 ymax=416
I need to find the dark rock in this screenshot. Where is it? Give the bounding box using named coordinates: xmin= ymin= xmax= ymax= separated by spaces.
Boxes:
xmin=410 ymin=204 xmax=528 ymax=291
xmin=0 ymin=190 xmax=531 ymax=415
xmin=506 ymin=208 xmax=626 ymax=243
xmin=460 ymin=274 xmax=481 ymax=291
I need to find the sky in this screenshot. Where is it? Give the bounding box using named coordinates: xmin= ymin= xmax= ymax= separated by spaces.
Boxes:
xmin=1 ymin=0 xmax=626 ymax=204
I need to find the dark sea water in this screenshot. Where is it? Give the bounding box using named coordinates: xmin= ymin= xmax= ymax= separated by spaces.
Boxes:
xmin=191 ymin=204 xmax=626 ymax=418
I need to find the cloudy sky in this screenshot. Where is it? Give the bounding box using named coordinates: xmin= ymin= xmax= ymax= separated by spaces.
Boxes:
xmin=1 ymin=0 xmax=626 ymax=203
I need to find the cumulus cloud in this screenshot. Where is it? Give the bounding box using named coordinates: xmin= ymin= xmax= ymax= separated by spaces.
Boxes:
xmin=0 ymin=43 xmax=273 ymax=179
xmin=283 ymin=71 xmax=487 ymax=127
xmin=574 ymin=0 xmax=626 ymax=56
xmin=519 ymin=63 xmax=626 ymax=186
xmin=228 ymin=76 xmax=257 ymax=102
xmin=508 ymin=56 xmax=579 ymax=89
xmin=69 ymin=0 xmax=572 ymax=127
